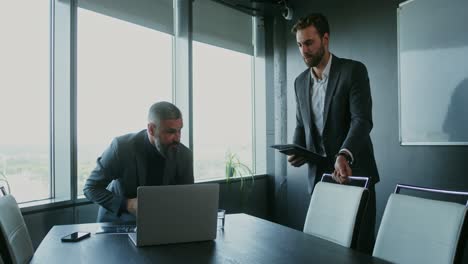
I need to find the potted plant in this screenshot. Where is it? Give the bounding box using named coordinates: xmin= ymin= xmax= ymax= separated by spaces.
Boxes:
xmin=225 ymin=151 xmax=255 ymax=190
xmin=224 ymin=151 xmax=255 ymax=212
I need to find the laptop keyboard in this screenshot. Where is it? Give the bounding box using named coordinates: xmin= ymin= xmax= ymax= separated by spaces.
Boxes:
xmin=96 ymin=225 xmax=136 ymax=234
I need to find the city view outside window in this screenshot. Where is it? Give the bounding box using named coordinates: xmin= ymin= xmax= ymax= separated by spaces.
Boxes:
xmin=77 ymin=8 xmax=173 ymax=194
xmin=0 ymin=1 xmax=51 ymax=203
xmin=0 ymin=2 xmax=260 ymax=205
xmin=193 ymin=41 xmax=254 ymax=181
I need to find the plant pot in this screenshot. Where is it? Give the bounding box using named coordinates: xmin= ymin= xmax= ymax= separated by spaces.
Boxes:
xmin=226 ymin=165 xmax=235 ymax=178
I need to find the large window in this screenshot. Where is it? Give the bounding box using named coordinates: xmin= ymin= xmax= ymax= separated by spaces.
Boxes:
xmin=77 ymin=8 xmax=173 ymax=194
xmin=193 ymin=41 xmax=254 ymax=180
xmin=0 ymin=1 xmax=51 ymax=203
xmin=2 ymin=1 xmax=263 ymax=207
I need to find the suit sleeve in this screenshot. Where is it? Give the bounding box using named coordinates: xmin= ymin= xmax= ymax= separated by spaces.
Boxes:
xmin=83 ymin=138 xmax=125 ymax=217
xmin=341 ymin=62 xmax=373 ymax=158
xmin=293 ymin=78 xmax=306 ymax=147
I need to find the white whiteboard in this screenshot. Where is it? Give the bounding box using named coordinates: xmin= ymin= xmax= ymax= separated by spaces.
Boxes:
xmin=398 ymin=0 xmax=468 ymax=145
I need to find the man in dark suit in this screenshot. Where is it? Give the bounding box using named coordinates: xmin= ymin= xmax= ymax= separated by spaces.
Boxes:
xmin=288 ymin=13 xmax=379 ymax=254
xmin=83 ymin=101 xmax=194 ymax=222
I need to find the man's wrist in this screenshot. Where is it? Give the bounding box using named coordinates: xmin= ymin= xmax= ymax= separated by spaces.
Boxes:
xmin=335 ymin=152 xmax=352 ymax=165
xmin=118 ymin=198 xmax=128 ymax=216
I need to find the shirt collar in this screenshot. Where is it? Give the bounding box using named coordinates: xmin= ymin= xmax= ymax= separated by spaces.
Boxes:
xmin=311 ymin=54 xmax=332 ymax=83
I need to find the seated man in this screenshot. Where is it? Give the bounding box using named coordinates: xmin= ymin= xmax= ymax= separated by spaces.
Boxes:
xmin=83 ymin=101 xmax=194 ymax=222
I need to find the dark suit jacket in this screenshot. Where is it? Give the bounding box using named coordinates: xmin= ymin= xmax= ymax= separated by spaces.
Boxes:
xmin=293 ymin=55 xmax=379 ymax=193
xmin=83 ymin=130 xmax=194 ymax=222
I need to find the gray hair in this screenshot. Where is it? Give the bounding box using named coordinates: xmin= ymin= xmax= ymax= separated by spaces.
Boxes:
xmin=147 ymin=101 xmax=182 ymax=125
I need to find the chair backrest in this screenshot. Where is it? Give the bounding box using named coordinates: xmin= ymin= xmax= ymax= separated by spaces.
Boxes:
xmin=0 ymin=187 xmax=6 ymax=197
xmin=0 ymin=233 xmax=10 ymax=264
xmin=303 ymin=179 xmax=368 ymax=248
xmin=373 ymin=184 xmax=468 ymax=264
xmin=320 ymin=174 xmax=370 ymax=189
xmin=0 ymin=195 xmax=34 ymax=264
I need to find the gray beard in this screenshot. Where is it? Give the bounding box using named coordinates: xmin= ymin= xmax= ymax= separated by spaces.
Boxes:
xmin=155 ymin=140 xmax=179 ymax=158
xmin=155 ymin=141 xmax=168 ymax=157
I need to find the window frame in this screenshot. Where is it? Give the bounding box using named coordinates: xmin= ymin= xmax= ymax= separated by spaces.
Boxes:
xmin=19 ymin=0 xmax=266 ymax=212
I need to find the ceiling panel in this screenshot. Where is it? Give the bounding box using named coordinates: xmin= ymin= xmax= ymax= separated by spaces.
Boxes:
xmin=211 ymin=0 xmax=286 ymax=17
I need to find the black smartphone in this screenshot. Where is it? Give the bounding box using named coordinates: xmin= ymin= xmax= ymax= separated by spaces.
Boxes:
xmin=61 ymin=232 xmax=91 ymax=242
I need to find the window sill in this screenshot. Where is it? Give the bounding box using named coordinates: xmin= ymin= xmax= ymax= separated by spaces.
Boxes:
xmin=195 ymin=174 xmax=266 ymax=184
xmin=20 ymin=197 xmax=92 ymax=215
xmin=19 ymin=174 xmax=267 ymax=215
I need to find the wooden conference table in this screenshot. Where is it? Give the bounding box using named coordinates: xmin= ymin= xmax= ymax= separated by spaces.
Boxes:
xmin=31 ymin=213 xmax=389 ymax=264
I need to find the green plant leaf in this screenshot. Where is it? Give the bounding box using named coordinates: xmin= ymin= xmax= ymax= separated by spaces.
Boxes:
xmin=224 ymin=151 xmax=254 ymax=191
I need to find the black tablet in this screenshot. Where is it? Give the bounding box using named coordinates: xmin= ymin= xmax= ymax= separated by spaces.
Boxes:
xmin=270 ymin=144 xmax=325 ymax=163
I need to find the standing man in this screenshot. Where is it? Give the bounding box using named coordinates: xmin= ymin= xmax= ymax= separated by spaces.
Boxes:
xmin=288 ymin=13 xmax=379 ymax=254
xmin=84 ymin=101 xmax=194 ymax=222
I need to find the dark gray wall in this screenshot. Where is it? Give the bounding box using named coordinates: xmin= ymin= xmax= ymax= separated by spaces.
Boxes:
xmin=278 ymin=0 xmax=468 ymax=234
xmin=22 ymin=203 xmax=99 ymax=249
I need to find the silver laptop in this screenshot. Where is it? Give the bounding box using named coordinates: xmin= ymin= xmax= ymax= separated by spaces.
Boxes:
xmin=128 ymin=183 xmax=219 ymax=247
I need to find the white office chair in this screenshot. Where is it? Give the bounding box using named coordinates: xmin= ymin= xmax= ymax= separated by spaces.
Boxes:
xmin=303 ymin=174 xmax=369 ymax=248
xmin=373 ymin=184 xmax=468 ymax=264
xmin=0 ymin=194 xmax=34 ymax=264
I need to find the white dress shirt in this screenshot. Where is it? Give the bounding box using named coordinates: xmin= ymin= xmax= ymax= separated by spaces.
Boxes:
xmin=310 ymin=55 xmax=332 ymax=137
xmin=310 ymin=55 xmax=354 ymax=162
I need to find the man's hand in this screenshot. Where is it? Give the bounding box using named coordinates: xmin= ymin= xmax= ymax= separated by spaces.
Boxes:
xmin=126 ymin=198 xmax=138 ymax=215
xmin=332 ymin=155 xmax=352 ymax=184
xmin=288 ymin=154 xmax=307 ymax=167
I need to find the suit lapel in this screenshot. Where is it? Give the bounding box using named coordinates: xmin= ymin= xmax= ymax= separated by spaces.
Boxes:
xmin=304 ymin=71 xmax=312 ymax=128
xmin=163 ymin=147 xmax=177 ymax=185
xmin=304 ymin=70 xmax=320 ymax=153
xmin=323 ymin=55 xmax=341 ymax=129
xmin=135 ymin=136 xmax=148 ymax=186
xmin=136 ymin=156 xmax=147 ymax=187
